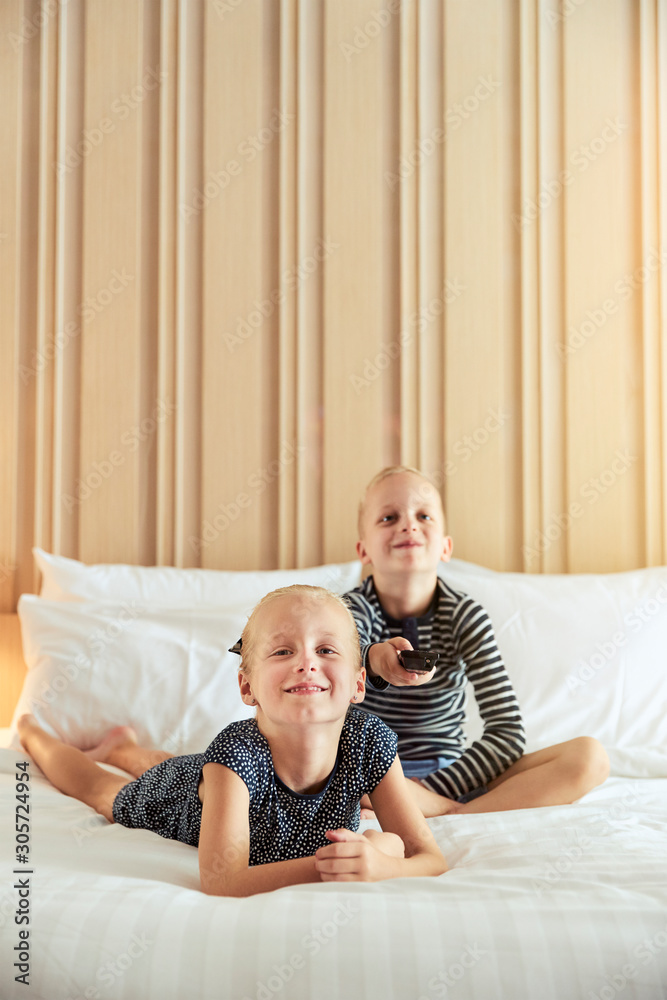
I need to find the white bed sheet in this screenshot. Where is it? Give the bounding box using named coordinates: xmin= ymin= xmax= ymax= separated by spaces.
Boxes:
xmin=1 ymin=748 xmax=666 ymax=1000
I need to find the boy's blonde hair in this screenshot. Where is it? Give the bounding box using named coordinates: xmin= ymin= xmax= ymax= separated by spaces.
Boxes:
xmin=357 ymin=465 xmax=446 ymax=537
xmin=239 ymin=584 xmax=362 ymax=676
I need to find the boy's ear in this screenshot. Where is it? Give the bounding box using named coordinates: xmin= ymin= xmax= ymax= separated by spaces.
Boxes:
xmin=440 ymin=536 xmax=453 ymax=562
xmin=356 ymin=540 xmax=372 ymax=566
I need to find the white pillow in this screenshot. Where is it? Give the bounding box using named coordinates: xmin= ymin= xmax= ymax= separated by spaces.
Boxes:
xmin=33 ymin=548 xmax=362 ymax=611
xmin=18 ymin=551 xmax=667 ymax=775
xmin=441 ymin=559 xmax=667 ymax=760
xmin=9 ymin=597 xmax=254 ymax=756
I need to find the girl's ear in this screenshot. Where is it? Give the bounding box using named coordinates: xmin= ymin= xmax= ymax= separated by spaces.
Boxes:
xmin=238 ymin=671 xmax=256 ymax=706
xmin=351 ymin=668 xmax=366 ymax=704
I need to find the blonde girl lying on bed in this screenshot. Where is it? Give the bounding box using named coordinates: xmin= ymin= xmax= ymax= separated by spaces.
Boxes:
xmin=18 ymin=584 xmax=446 ymax=897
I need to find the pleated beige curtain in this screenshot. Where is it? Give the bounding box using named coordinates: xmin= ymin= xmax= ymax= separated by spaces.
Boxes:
xmin=1 ymin=0 xmax=666 ymax=613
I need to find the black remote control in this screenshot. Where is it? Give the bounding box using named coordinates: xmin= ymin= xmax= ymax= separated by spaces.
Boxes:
xmin=398 ymin=649 xmax=440 ymax=673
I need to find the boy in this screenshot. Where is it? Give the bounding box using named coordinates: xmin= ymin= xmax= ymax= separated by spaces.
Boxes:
xmin=345 ymin=466 xmax=609 ymax=816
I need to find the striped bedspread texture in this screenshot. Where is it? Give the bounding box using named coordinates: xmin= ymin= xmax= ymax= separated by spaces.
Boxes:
xmin=1 ymin=748 xmax=666 ymax=1000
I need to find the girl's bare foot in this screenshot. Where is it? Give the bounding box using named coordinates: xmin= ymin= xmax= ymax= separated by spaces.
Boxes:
xmin=83 ymin=726 xmax=138 ymax=763
xmin=84 ymin=727 xmax=172 ymax=777
xmin=17 ymin=713 xmax=39 ymax=751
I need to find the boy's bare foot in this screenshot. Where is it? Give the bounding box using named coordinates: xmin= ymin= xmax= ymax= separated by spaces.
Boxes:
xmin=83 ymin=726 xmax=138 ymax=763
xmin=407 ymin=778 xmax=463 ymax=817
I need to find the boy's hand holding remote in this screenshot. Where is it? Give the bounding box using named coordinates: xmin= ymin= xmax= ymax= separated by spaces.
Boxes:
xmin=367 ymin=637 xmax=437 ymax=686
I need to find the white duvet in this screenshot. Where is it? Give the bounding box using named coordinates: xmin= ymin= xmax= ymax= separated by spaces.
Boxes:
xmin=5 ymin=553 xmax=667 ymax=999
xmin=1 ymin=748 xmax=666 ymax=1000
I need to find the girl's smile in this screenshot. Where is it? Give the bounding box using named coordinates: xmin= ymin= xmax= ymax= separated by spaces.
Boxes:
xmin=238 ymin=596 xmax=365 ymax=724
xmin=284 ymin=683 xmax=329 ymax=694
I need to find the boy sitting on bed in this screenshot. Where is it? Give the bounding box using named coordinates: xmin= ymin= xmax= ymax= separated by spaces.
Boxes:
xmin=344 ymin=465 xmax=609 ymax=817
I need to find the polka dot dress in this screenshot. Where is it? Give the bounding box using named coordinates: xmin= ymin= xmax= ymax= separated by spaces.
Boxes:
xmin=112 ymin=706 xmax=397 ymax=866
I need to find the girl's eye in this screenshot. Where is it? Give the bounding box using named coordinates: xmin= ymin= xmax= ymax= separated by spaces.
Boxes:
xmin=273 ymin=648 xmax=292 ymax=656
xmin=419 ymin=513 xmax=432 ymax=521
xmin=318 ymin=646 xmax=337 ymax=655
xmin=380 ymin=514 xmax=396 ymax=523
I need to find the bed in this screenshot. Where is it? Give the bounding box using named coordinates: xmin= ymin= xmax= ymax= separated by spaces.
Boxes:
xmin=1 ymin=550 xmax=666 ymax=1000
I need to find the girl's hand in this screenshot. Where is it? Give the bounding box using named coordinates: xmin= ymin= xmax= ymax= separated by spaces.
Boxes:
xmin=314 ymin=828 xmax=402 ymax=882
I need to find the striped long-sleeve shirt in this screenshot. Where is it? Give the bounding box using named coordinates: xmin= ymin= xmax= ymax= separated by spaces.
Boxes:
xmin=344 ymin=575 xmax=526 ymax=799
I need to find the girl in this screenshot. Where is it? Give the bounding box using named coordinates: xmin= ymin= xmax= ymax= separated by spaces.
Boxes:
xmin=18 ymin=584 xmax=446 ymax=896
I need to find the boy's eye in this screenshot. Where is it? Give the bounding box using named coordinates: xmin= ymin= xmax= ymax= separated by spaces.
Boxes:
xmin=273 ymin=648 xmax=293 ymax=656
xmin=318 ymin=646 xmax=337 ymax=655
xmin=380 ymin=514 xmax=396 ymax=523
xmin=419 ymin=513 xmax=432 ymax=521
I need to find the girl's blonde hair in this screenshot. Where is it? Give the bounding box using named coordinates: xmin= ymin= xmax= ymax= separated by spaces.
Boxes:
xmin=357 ymin=465 xmax=445 ymax=536
xmin=239 ymin=584 xmax=362 ymax=676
